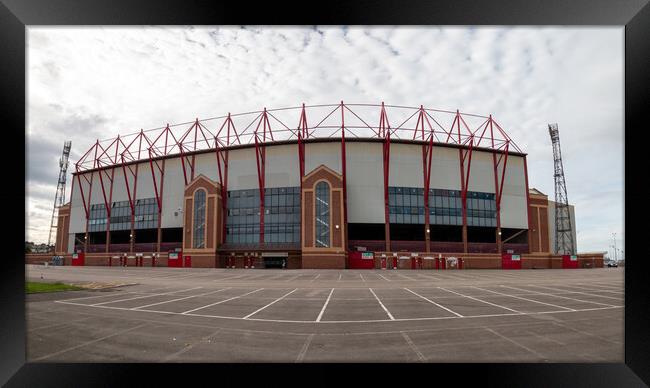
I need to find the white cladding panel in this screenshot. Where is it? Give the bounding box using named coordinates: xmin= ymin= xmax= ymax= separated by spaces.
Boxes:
xmin=499 ymin=155 xmax=528 ymax=229
xmin=161 ymin=158 xmax=185 ymax=228
xmin=193 ymin=153 xmax=219 ymax=182
xmin=67 ymin=233 xmax=75 ymax=253
xmin=389 ymin=143 xmax=423 ymax=187
xmin=134 ymin=162 xmax=155 ymax=200
xmin=346 ymin=142 xmax=384 ymax=223
xmin=466 ymin=151 xmax=496 ymax=194
xmin=109 ymin=166 xmax=130 ymax=203
xmin=429 ymin=146 xmax=461 ymax=191
xmin=69 ymin=173 xmax=86 ymax=233
xmin=227 ymin=147 xmax=259 ymax=190
xmin=305 ymin=142 xmax=341 ymax=175
xmin=88 ymin=171 xmax=104 ymax=206
xmin=265 ymin=144 xmax=301 ymax=188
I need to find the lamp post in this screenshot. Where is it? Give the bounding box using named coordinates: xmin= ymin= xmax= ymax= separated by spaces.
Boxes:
xmin=612 ymin=233 xmax=618 ymax=262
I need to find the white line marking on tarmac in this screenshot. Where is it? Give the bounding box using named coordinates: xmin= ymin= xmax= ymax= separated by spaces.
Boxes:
xmin=565 ymin=284 xmax=624 ymax=294
xmin=377 ymin=274 xmax=391 ymax=282
xmin=337 ymin=274 xmax=342 ymax=282
xmin=404 ymin=288 xmax=463 ymax=317
xmin=484 ymin=327 xmax=547 ymax=359
xmin=369 ymin=288 xmax=395 ymax=320
xmin=90 ymin=287 xmax=203 ymax=306
xmin=501 ymin=285 xmax=620 ymax=308
xmin=310 ymin=274 xmax=321 ymax=282
xmin=401 ymin=332 xmax=426 ymax=362
xmin=132 ymin=288 xmax=231 ymax=310
xmin=316 ymin=288 xmax=335 ymax=322
xmin=360 ymin=274 xmax=366 ymax=282
xmin=472 ymin=286 xmax=575 ymax=311
xmin=32 ymin=323 xmax=149 ymax=361
xmin=550 ymin=321 xmax=623 ymax=345
xmin=163 ymin=328 xmax=224 ymax=361
xmin=438 ymin=287 xmax=522 ymax=313
xmin=52 ymin=299 xmax=622 ymax=324
xmin=243 ymin=289 xmax=298 ymax=319
xmin=213 ymin=275 xmax=247 ymax=282
xmin=54 ymin=291 xmax=138 ymax=303
xmin=527 ymin=284 xmax=623 ymax=301
xmin=295 ymin=334 xmax=315 ymax=363
xmin=396 ymin=273 xmax=417 ymax=281
xmin=180 ymin=288 xmax=264 ymax=314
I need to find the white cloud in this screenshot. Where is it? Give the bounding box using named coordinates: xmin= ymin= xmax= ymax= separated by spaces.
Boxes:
xmin=26 ymin=26 xmax=624 ymax=255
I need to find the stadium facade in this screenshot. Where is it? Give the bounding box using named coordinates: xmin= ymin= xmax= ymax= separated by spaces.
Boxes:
xmin=51 ymin=103 xmax=601 ymax=269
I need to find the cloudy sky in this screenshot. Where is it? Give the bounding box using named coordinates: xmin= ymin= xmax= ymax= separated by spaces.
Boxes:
xmin=26 ymin=26 xmax=624 ymax=256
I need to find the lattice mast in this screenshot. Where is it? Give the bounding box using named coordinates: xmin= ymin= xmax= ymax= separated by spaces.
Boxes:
xmin=548 ymin=124 xmax=575 ymax=255
xmin=47 ymin=141 xmax=72 ymax=247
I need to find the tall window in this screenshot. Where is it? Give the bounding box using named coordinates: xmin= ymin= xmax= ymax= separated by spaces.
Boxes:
xmin=193 ymin=189 xmax=206 ymax=248
xmin=315 ymin=181 xmax=330 ymax=247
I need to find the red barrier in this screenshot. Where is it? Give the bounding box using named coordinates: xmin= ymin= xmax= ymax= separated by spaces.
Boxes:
xmin=381 ymin=257 xmax=387 ymax=269
xmin=562 ymin=255 xmax=579 ymax=269
xmin=168 ymin=252 xmax=182 ymax=267
xmin=435 ymin=257 xmax=440 ymax=270
xmin=502 ymin=254 xmax=522 ymax=270
xmin=71 ymin=252 xmax=85 ymax=266
xmin=392 ymin=257 xmax=398 ymax=269
xmin=349 ymin=252 xmax=375 ymax=269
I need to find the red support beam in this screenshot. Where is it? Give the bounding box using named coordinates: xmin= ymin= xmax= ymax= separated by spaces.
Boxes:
xmin=489 ymin=115 xmax=510 ymax=253
xmin=523 ymin=155 xmax=532 ymax=254
xmin=422 ymin=133 xmax=434 ymax=253
xmin=215 ymin=114 xmax=234 ymax=245
xmin=254 ymin=109 xmax=271 ymax=245
xmin=379 ymin=102 xmax=391 ymax=252
xmin=340 ymin=101 xmax=349 ymax=254
xmin=458 ymin=110 xmax=475 ymax=254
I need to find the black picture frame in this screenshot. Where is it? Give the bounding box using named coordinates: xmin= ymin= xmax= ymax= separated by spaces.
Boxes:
xmin=2 ymin=0 xmax=648 ymax=386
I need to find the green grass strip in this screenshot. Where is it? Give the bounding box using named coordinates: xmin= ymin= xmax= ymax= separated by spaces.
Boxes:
xmin=26 ymin=281 xmax=85 ymax=294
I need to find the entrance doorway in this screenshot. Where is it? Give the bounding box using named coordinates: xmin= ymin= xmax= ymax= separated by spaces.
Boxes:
xmin=263 ymin=257 xmax=286 ymax=269
xmin=261 ymin=252 xmax=289 ymax=269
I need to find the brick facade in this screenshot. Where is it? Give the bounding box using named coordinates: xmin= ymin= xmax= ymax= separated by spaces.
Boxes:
xmin=301 ymin=165 xmax=346 ymax=269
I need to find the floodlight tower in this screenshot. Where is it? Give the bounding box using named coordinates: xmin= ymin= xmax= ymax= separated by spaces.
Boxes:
xmin=548 ymin=124 xmax=575 ymax=255
xmin=47 ymin=141 xmax=72 ymax=247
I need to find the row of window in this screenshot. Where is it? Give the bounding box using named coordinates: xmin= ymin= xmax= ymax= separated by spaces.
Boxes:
xmin=388 ymin=214 xmax=498 ymax=227
xmin=88 ymin=198 xmax=159 ymax=232
xmin=226 ymin=187 xmax=301 ymax=245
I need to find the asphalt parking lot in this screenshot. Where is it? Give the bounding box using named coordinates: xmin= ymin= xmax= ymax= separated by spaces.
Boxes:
xmin=25 ymin=265 xmax=624 ymax=362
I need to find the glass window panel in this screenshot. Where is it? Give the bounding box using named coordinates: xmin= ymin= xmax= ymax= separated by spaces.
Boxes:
xmin=315 ymin=182 xmax=330 ymax=247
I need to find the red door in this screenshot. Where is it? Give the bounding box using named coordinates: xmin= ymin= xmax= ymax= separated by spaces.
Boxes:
xmin=349 ymin=252 xmax=375 ymax=269
xmin=184 ymin=255 xmax=192 ymax=268
xmin=168 ymin=252 xmax=181 ymax=267
xmin=502 ymin=254 xmax=522 ymax=270
xmin=381 ymin=257 xmax=387 ymax=269
xmin=562 ymin=255 xmax=579 ymax=269
xmin=71 ymin=252 xmax=85 ymax=266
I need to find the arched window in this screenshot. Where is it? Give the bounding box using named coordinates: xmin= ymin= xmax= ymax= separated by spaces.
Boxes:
xmin=193 ymin=189 xmax=206 ymax=248
xmin=315 ymin=181 xmax=330 ymax=247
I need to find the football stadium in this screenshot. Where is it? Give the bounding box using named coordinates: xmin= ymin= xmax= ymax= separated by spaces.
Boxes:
xmin=45 ymin=102 xmax=602 ymax=269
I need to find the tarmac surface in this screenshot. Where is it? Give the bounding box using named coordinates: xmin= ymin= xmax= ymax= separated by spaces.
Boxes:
xmin=25 ymin=265 xmax=624 ymax=362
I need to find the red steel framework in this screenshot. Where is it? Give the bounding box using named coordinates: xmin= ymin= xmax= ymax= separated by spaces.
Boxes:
xmin=73 ymin=103 xmax=525 ymax=254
